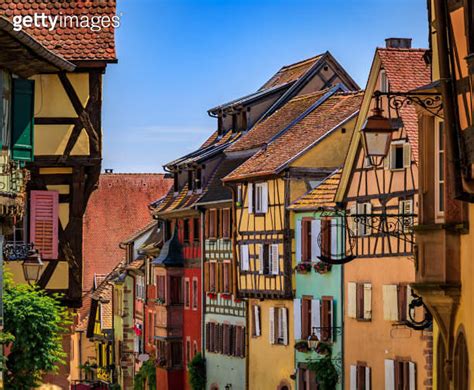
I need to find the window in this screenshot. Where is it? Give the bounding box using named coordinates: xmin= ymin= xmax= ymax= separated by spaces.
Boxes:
xmin=157 ymin=340 xmax=166 ymax=363
xmin=255 ymin=182 xmax=268 ymax=214
xmin=387 ymin=141 xmax=411 ymax=170
xmin=221 ymin=208 xmax=231 ymax=239
xmin=348 ymin=282 xmax=372 ymax=320
xmin=195 ymin=168 xmax=202 ymax=190
xmin=193 ymin=218 xmax=200 ymax=242
xmin=399 ymin=200 xmax=413 ymax=233
xmin=205 ymin=323 xmax=245 ymax=357
xmin=435 ymin=120 xmax=445 ymax=220
xmin=11 ymin=78 xmax=34 ymax=162
xmin=207 ymin=209 xmax=218 ymax=239
xmin=173 ymin=172 xmax=179 ymax=193
xmin=192 ymin=278 xmax=198 ymax=309
xmin=298 ymin=366 xmax=317 ymax=390
xmin=223 ymin=262 xmax=231 ymax=293
xmin=380 ymin=69 xmax=389 ymax=92
xmin=157 ymin=275 xmax=166 ymax=302
xmin=269 ymin=307 xmax=288 ymax=345
xmin=294 ymin=297 xmax=334 ymax=342
xmin=186 ymin=337 xmax=191 ymax=365
xmin=184 ymin=278 xmax=190 ymax=309
xmin=351 ymin=203 xmax=372 ymax=237
xmin=454 ymin=331 xmax=469 ymax=390
xmin=170 ymin=342 xmax=183 ymax=367
xmin=193 ymin=340 xmax=198 ymax=357
xmin=383 ymin=284 xmax=412 ymax=322
xmin=240 ymin=244 xmax=249 ymax=271
xmin=252 ymin=305 xmax=261 ymax=337
xmin=257 ymin=244 xmax=279 ymax=275
xmin=236 ymin=185 xmax=242 ymax=205
xmin=350 ymin=364 xmax=371 ymax=390
xmin=301 ymin=297 xmax=312 ymax=339
xmin=296 ymin=219 xmax=321 ymax=262
xmin=170 ymin=276 xmax=182 ymax=304
xmin=183 ymin=219 xmax=190 ymax=243
xmin=209 ymin=262 xmax=216 ymax=291
xmin=187 ymin=170 xmax=193 ymax=190
xmin=147 ymin=312 xmax=154 ymax=343
xmin=385 ymin=359 xmax=416 ymax=390
xmin=135 ymin=276 xmax=145 ymax=300
xmin=321 ymin=218 xmax=332 ymax=257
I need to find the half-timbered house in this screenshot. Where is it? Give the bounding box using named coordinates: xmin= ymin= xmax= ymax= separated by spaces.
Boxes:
xmin=223 ymin=88 xmax=362 ymax=390
xmin=335 ymin=40 xmax=432 ymax=389
xmin=0 ymin=0 xmax=117 ymax=308
xmin=288 ymin=169 xmax=344 ymax=390
xmin=414 ymin=1 xmax=474 ymax=388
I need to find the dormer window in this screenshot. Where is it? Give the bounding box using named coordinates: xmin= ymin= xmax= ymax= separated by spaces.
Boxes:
xmin=173 ymin=172 xmax=179 ymax=193
xmin=187 ymin=170 xmax=193 ymax=191
xmin=195 ymin=168 xmax=202 ymax=191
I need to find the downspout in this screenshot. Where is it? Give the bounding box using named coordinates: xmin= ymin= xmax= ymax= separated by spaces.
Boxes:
xmin=434 ymin=0 xmax=472 ymax=202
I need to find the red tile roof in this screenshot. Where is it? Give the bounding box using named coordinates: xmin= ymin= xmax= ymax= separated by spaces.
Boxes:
xmin=289 ymin=169 xmax=342 ymax=210
xmin=377 ymin=48 xmax=431 ymax=161
xmin=82 ymin=174 xmax=172 ymax=293
xmin=260 ymin=54 xmax=323 ymax=90
xmin=0 ymin=0 xmax=117 ymax=62
xmin=224 ymin=92 xmax=363 ymax=181
xmin=227 ymin=90 xmax=328 ymax=153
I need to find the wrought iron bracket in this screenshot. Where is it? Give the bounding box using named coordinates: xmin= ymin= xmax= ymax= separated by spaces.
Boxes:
xmin=374 ymin=90 xmax=443 ymax=118
xmin=403 ymin=290 xmax=433 ymax=331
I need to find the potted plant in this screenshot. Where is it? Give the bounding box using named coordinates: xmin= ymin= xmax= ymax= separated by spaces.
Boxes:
xmin=307 ymin=356 xmax=339 ymax=390
xmin=220 ymin=293 xmax=232 ymax=300
xmin=314 ymin=261 xmax=332 ymax=274
xmin=207 ymin=292 xmax=217 ymax=300
xmin=315 ymin=341 xmax=332 ymax=356
xmin=294 ymin=340 xmax=309 ymax=352
xmin=295 ymin=262 xmax=312 ymax=274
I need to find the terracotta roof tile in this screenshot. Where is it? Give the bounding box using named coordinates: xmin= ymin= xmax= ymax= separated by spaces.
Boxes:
xmin=0 ymin=0 xmax=117 ymax=61
xmin=377 ymin=48 xmax=431 ymax=162
xmin=224 ymin=92 xmax=363 ymax=181
xmin=260 ymin=54 xmax=323 ymax=90
xmin=83 ymin=174 xmax=172 ymax=293
xmin=227 ymin=90 xmax=328 ymax=153
xmin=289 ymin=169 xmax=342 ymax=210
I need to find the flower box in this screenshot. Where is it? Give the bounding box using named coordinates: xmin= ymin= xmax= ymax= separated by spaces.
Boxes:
xmin=295 ymin=262 xmax=312 ymax=274
xmin=294 ymin=340 xmax=309 ymax=352
xmin=314 ymin=261 xmax=332 ymax=274
xmin=221 ymin=293 xmax=232 ymax=300
xmin=207 ymin=292 xmax=217 ymax=300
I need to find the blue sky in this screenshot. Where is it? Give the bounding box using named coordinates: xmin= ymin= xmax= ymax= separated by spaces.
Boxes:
xmin=102 ymin=0 xmax=428 ymax=172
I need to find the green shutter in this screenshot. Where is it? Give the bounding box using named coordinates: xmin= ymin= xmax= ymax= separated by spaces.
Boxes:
xmin=11 ymin=78 xmax=34 ymax=162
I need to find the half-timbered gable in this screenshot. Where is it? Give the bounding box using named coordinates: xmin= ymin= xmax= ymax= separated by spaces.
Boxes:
xmin=0 ymin=0 xmax=117 ymax=307
xmin=335 ymin=42 xmax=432 ymax=390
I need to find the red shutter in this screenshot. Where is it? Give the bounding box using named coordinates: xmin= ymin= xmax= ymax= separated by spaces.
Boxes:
xmin=30 ymin=190 xmax=59 ymax=259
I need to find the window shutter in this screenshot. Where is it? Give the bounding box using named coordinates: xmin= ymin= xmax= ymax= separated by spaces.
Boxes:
xmin=217 ymin=262 xmax=223 ymax=293
xmin=296 ymin=220 xmax=302 ymax=263
xmin=408 ymin=362 xmax=416 ymax=390
xmin=240 ymin=245 xmax=249 ymax=271
xmin=254 ymin=305 xmax=261 ymax=337
xmin=385 ymin=359 xmax=395 ymax=390
xmin=30 ymin=190 xmax=59 ymax=259
xmin=205 ymin=323 xmax=211 ymax=351
xmin=365 ymin=367 xmax=371 ymax=390
xmin=350 ymin=365 xmax=357 ymax=390
xmin=403 ymin=142 xmax=411 ymax=168
xmin=311 ymin=299 xmax=321 ymax=339
xmin=270 ymin=244 xmax=279 ymax=275
xmin=281 ymin=308 xmax=288 ymax=345
xmin=11 ymin=78 xmax=34 ymax=162
xmin=406 ymin=285 xmax=414 ymax=321
xmin=247 ymin=183 xmax=253 ymax=214
xmin=349 ymin=205 xmax=357 ymax=235
xmin=385 ymin=146 xmax=391 ymax=169
xmin=258 ymin=244 xmax=264 ymax=274
xmin=311 ymin=219 xmax=321 ymax=261
xmin=363 ymin=283 xmax=372 ymax=320
xmin=331 ymin=218 xmax=338 ymax=258
xmin=347 ymin=282 xmax=357 ymax=318
xmin=261 ymin=182 xmax=268 ymax=213
xmin=269 ymin=307 xmax=275 ymax=344
xmin=293 ymin=299 xmax=301 ymax=340
xmin=383 ymin=285 xmax=399 ymax=321
xmin=329 ymin=298 xmax=334 ymax=341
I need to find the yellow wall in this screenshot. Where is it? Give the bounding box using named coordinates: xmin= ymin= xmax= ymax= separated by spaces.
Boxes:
xmin=6 ymin=260 xmax=68 ymax=289
xmin=248 ymin=299 xmax=294 ymax=390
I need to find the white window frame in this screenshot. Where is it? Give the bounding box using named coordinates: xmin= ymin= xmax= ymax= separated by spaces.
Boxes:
xmin=435 ymin=119 xmax=445 ymax=222
xmin=388 ymin=140 xmax=411 ymax=171
xmin=255 ymin=182 xmax=268 ymax=214
xmin=380 ymin=69 xmax=389 ymax=93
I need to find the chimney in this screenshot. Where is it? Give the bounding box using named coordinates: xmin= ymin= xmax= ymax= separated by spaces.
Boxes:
xmin=385 ymin=38 xmax=412 ymax=49
xmin=104 ymin=168 xmax=114 ymax=174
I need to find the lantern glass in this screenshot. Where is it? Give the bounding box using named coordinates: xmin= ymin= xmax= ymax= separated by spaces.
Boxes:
xmin=307 ymin=332 xmax=319 ymax=350
xmin=22 ymin=256 xmax=43 ymax=284
xmin=363 ymin=130 xmax=393 ymax=157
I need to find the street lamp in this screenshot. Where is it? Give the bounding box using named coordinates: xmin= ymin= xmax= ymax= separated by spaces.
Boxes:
xmin=307 ymin=331 xmax=319 ymax=350
xmin=361 ymin=93 xmax=401 ymax=166
xmin=22 ymin=252 xmax=43 ymax=285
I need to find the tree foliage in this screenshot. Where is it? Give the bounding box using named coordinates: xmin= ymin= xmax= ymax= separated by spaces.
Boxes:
xmin=307 ymin=356 xmax=339 ymax=390
xmin=133 ymin=359 xmax=156 ymax=390
xmin=187 ymin=353 xmax=206 ymax=390
xmin=2 ymin=272 xmax=71 ymax=389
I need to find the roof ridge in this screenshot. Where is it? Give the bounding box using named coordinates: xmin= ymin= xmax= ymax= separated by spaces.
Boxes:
xmin=376 ymin=47 xmax=427 ymax=52
xmin=279 ymin=53 xmax=323 ymax=70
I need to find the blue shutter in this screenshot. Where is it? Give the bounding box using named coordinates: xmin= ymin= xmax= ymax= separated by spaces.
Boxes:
xmin=12 ymin=78 xmax=34 ymax=162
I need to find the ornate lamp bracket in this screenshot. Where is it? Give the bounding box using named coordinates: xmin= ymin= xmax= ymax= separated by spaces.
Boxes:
xmin=374 ymin=90 xmax=443 ymax=118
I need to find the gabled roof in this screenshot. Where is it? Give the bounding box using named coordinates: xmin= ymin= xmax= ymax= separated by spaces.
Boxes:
xmin=0 ymin=0 xmax=117 ymax=62
xmin=152 ymin=228 xmax=184 ymax=267
xmin=224 ymin=91 xmax=363 ymax=181
xmin=289 ymin=169 xmax=342 ymax=210
xmin=260 ymin=54 xmax=323 ymax=90
xmin=226 ymin=89 xmax=329 ymax=154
